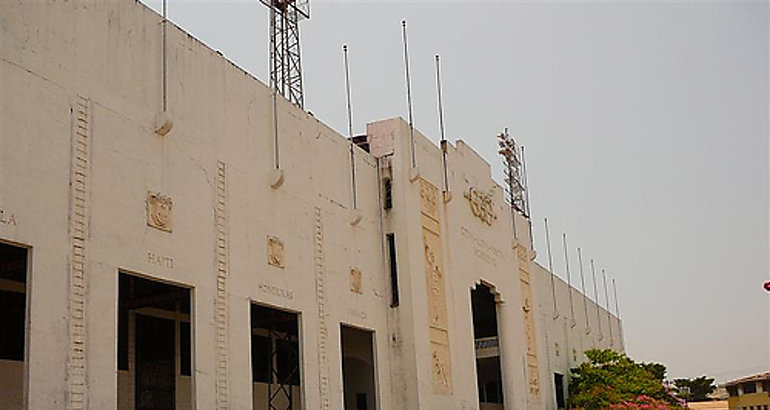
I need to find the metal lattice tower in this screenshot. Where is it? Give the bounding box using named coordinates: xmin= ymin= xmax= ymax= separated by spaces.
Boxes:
xmin=262 ymin=0 xmax=309 ymax=108
xmin=497 ymin=128 xmax=530 ymax=218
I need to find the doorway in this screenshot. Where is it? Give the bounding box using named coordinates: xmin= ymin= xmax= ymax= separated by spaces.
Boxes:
xmin=471 ymin=283 xmax=504 ymax=409
xmin=340 ymin=325 xmax=376 ymax=410
xmin=250 ymin=303 xmax=302 ymax=410
xmin=0 ymin=242 xmax=27 ymax=410
xmin=118 ymin=272 xmax=192 ymax=410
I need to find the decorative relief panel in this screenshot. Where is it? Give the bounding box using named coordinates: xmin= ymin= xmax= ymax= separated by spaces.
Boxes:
xmin=419 ymin=178 xmax=439 ymax=220
xmin=424 ymin=232 xmax=448 ymax=329
xmin=419 ymin=178 xmax=453 ymax=394
xmin=464 ymin=187 xmax=497 ymax=226
xmin=431 ymin=341 xmax=453 ymax=395
xmin=147 ymin=192 xmax=173 ymax=232
xmin=349 ymin=267 xmax=362 ymax=294
xmin=267 ymin=235 xmax=285 ymax=268
xmin=516 ymin=242 xmax=540 ymax=400
xmin=214 ymin=161 xmax=229 ymax=409
xmin=313 ymin=208 xmax=330 ymax=409
xmin=68 ymin=95 xmax=91 ymax=409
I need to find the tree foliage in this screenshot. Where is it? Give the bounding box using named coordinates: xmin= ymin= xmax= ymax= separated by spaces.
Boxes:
xmin=673 ymin=376 xmax=716 ymax=402
xmin=568 ymin=349 xmax=682 ymax=409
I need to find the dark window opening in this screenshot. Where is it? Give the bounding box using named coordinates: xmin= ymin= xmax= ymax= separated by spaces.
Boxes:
xmin=251 ymin=334 xmax=271 ymax=383
xmin=471 ymin=284 xmax=499 ymax=339
xmin=387 ymin=234 xmax=399 ymax=307
xmin=743 ymin=382 xmax=757 ymax=394
xmin=0 ymin=290 xmax=25 ymax=361
xmin=118 ymin=272 xmax=192 ymax=410
xmin=0 ymin=243 xmax=27 ymax=362
xmin=351 ymin=134 xmax=370 ymax=153
xmin=383 ymin=178 xmax=393 ymax=210
xmin=180 ymin=321 xmax=191 ymax=376
xmin=250 ymin=303 xmax=302 ymax=410
xmin=554 ymin=373 xmax=566 ymax=409
xmin=356 ymin=393 xmax=367 ymax=410
xmin=341 ymin=325 xmax=376 ymax=410
xmin=118 ymin=308 xmax=128 ymax=370
xmin=727 ymin=385 xmax=738 ymax=397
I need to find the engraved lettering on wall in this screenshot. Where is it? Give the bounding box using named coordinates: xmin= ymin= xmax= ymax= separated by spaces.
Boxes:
xmin=347 ymin=308 xmax=367 ymax=320
xmin=147 ymin=251 xmax=174 ymax=269
xmin=258 ymin=283 xmax=294 ymax=300
xmin=419 ymin=178 xmax=453 ymax=394
xmin=147 ymin=192 xmax=173 ymax=232
xmin=460 ymin=227 xmax=503 ymax=266
xmin=267 ymin=235 xmax=285 ymax=268
xmin=349 ymin=267 xmax=363 ymax=294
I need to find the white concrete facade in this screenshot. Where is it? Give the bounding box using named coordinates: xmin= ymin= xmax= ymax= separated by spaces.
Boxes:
xmin=0 ymin=1 xmax=623 ymax=409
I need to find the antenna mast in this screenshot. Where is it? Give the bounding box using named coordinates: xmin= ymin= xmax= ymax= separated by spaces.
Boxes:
xmin=262 ymin=0 xmax=310 ymax=108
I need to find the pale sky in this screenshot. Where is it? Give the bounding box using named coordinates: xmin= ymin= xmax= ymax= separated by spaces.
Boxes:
xmin=142 ymin=0 xmax=769 ymax=382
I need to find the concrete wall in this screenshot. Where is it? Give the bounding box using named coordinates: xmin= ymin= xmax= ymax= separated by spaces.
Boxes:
xmin=1 ymin=1 xmax=388 ymax=408
xmin=531 ymin=262 xmax=624 ymax=409
xmin=0 ymin=1 xmax=624 ymax=409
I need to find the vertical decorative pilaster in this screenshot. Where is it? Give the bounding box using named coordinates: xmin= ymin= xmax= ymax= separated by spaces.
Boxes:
xmin=516 ymin=243 xmax=540 ymax=401
xmin=68 ymin=95 xmax=91 ymax=410
xmin=214 ymin=161 xmax=229 ymax=409
xmin=419 ymin=178 xmax=453 ymax=395
xmin=314 ymin=207 xmax=329 ymax=409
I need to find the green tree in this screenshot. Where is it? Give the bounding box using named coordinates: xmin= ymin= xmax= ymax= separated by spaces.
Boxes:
xmin=673 ymin=376 xmax=716 ymax=402
xmin=568 ymin=349 xmax=681 ymax=409
xmin=641 ymin=362 xmax=667 ymax=381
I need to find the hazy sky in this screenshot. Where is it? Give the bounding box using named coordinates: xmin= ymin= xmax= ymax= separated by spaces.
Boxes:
xmin=142 ymin=0 xmax=769 ymax=382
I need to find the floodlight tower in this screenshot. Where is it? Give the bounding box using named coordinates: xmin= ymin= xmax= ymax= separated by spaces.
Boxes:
xmin=498 ymin=128 xmax=530 ymax=218
xmin=261 ymin=0 xmax=310 ymax=108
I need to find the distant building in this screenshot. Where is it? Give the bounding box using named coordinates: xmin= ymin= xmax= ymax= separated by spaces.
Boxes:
xmin=0 ymin=1 xmax=624 ymax=409
xmin=725 ymin=372 xmax=770 ymax=410
xmin=688 ymin=400 xmax=729 ymax=410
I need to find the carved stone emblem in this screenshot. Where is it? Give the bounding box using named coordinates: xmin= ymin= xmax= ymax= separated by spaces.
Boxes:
xmin=0 ymin=209 xmax=17 ymax=226
xmin=464 ymin=187 xmax=496 ymax=226
xmin=349 ymin=267 xmax=362 ymax=294
xmin=267 ymin=236 xmax=284 ymax=268
xmin=147 ymin=192 xmax=173 ymax=232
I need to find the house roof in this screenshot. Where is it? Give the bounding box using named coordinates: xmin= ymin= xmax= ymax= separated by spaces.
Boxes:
xmin=725 ymin=372 xmax=770 ymax=387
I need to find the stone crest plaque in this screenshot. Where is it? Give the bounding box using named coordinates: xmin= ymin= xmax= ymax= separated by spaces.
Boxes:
xmin=267 ymin=235 xmax=285 ymax=268
xmin=147 ymin=192 xmax=173 ymax=232
xmin=349 ymin=267 xmax=362 ymax=294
